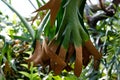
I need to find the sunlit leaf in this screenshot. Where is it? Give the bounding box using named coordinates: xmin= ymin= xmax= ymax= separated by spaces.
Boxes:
xmin=19 ymin=71 xmax=30 ymax=78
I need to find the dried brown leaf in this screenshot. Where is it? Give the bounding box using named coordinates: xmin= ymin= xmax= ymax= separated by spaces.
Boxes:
xmin=34 ymin=0 xmax=61 ymax=25
xmin=74 ymin=46 xmax=83 ymax=77
xmin=26 ymin=40 xmax=49 ymax=67
xmin=84 ymin=40 xmax=102 ymax=70
xmin=43 ymin=39 xmax=66 ymax=75
xmin=66 ymin=43 xmax=75 ymax=63
xmin=48 ymin=39 xmax=59 ymax=53
xmin=26 ymin=40 xmax=42 ymax=63
xmin=64 ymin=65 xmax=73 ymax=72
xmin=93 ymin=58 xmax=101 ymax=70
xmin=58 ymin=46 xmax=66 ymax=61
xmin=82 ymin=46 xmax=92 ymax=67
xmin=84 ymin=40 xmax=102 ymax=60
xmin=4 ymin=61 xmax=14 ymax=76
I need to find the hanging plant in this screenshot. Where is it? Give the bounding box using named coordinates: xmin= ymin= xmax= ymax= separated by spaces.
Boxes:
xmin=27 ymin=0 xmax=102 ymax=77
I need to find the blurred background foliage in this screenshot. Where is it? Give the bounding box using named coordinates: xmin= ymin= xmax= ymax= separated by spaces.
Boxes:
xmin=0 ymin=0 xmax=120 ymax=80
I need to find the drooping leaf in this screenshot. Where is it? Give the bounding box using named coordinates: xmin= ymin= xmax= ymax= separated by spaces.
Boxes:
xmin=82 ymin=46 xmax=92 ymax=67
xmin=43 ymin=39 xmax=66 ymax=75
xmin=26 ymin=40 xmax=49 ymax=67
xmin=74 ymin=46 xmax=83 ymax=77
xmin=84 ymin=40 xmax=102 ymax=60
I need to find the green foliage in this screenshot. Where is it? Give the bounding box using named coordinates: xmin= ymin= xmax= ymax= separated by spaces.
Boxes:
xmin=19 ymin=63 xmax=41 ymax=80
xmin=1 ymin=0 xmax=35 ymax=40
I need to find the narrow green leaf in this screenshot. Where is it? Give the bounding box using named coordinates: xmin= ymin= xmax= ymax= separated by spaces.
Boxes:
xmin=19 ymin=71 xmax=30 ymax=78
xmin=72 ymin=26 xmax=82 ymax=47
xmin=36 ymin=0 xmax=42 ymax=7
xmin=20 ymin=64 xmax=28 ymax=69
xmin=2 ymin=0 xmax=35 ymax=40
xmin=62 ymin=24 xmax=71 ymax=49
xmin=36 ymin=11 xmax=50 ymax=39
xmin=32 ymin=73 xmax=39 ymax=79
xmin=41 ymin=0 xmax=46 ymax=4
xmin=64 ymin=74 xmax=78 ymax=80
xmin=53 ymin=76 xmax=62 ymax=80
xmin=10 ymin=35 xmax=31 ymax=42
